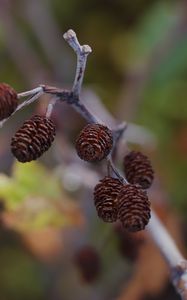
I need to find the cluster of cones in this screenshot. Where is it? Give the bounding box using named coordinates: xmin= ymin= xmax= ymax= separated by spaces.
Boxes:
xmin=0 ymin=83 xmax=154 ymax=232
xmin=94 ymin=177 xmax=151 ymax=232
xmin=75 ymin=122 xmax=154 ymax=232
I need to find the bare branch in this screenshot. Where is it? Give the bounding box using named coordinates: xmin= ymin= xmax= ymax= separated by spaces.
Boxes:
xmin=18 ymin=86 xmax=43 ymax=98
xmin=147 ymin=211 xmax=184 ymax=266
xmin=71 ymin=100 xmax=99 ymax=124
xmin=42 ymin=84 xmax=99 ymax=123
xmin=147 ymin=211 xmax=187 ymax=299
xmin=112 ymin=122 xmax=128 ymax=150
xmin=46 ymin=96 xmax=58 ymax=119
xmin=63 ymin=29 xmax=92 ymax=97
xmin=0 ymin=90 xmax=44 ymax=128
xmin=106 ymin=155 xmax=127 ymax=184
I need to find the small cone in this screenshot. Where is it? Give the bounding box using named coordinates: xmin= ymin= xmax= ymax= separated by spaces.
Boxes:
xmin=117 ymin=184 xmax=151 ymax=232
xmin=75 ymin=123 xmax=113 ymax=162
xmin=0 ymin=83 xmax=18 ymax=121
xmin=123 ymin=151 xmax=154 ymax=189
xmin=11 ymin=115 xmax=56 ymax=162
xmin=74 ymin=245 xmax=101 ymax=284
xmin=94 ymin=176 xmax=123 ymax=222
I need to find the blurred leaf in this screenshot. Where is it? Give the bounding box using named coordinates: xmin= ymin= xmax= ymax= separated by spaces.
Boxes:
xmin=0 ymin=161 xmax=84 ymax=231
xmin=0 ymin=161 xmax=61 ymax=208
xmin=12 ymin=161 xmax=61 ymax=199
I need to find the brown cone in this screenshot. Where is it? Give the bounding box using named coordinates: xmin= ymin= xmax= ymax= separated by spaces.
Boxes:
xmin=123 ymin=151 xmax=154 ymax=189
xmin=11 ymin=115 xmax=56 ymax=162
xmin=74 ymin=245 xmax=101 ymax=284
xmin=117 ymin=184 xmax=151 ymax=232
xmin=75 ymin=124 xmax=113 ymax=162
xmin=0 ymin=83 xmax=18 ymax=121
xmin=94 ymin=177 xmax=123 ymax=222
xmin=114 ymin=222 xmax=145 ymax=261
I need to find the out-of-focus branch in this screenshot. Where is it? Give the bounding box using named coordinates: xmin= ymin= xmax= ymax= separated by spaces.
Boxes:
xmin=0 ymin=0 xmax=49 ymax=85
xmin=23 ymin=0 xmax=69 ymax=80
xmin=147 ymin=211 xmax=187 ymax=299
xmin=112 ymin=122 xmax=128 ymax=155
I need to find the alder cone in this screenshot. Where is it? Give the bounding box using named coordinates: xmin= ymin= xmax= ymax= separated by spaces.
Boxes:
xmin=11 ymin=115 xmax=56 ymax=162
xmin=74 ymin=245 xmax=101 ymax=284
xmin=123 ymin=151 xmax=154 ymax=189
xmin=75 ymin=123 xmax=113 ymax=162
xmin=114 ymin=223 xmax=145 ymax=261
xmin=0 ymin=83 xmax=18 ymax=121
xmin=94 ymin=177 xmax=123 ymax=222
xmin=117 ymin=184 xmax=151 ymax=232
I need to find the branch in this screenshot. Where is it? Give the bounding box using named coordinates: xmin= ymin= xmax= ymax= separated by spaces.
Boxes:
xmin=46 ymin=96 xmax=58 ymax=119
xmin=0 ymin=88 xmax=44 ymax=128
xmin=147 ymin=211 xmax=187 ymax=299
xmin=106 ymin=155 xmax=127 ymax=184
xmin=42 ymin=84 xmax=99 ymax=123
xmin=18 ymin=86 xmax=43 ymax=98
xmin=112 ymin=122 xmax=128 ymax=161
xmin=63 ymin=29 xmax=92 ymax=97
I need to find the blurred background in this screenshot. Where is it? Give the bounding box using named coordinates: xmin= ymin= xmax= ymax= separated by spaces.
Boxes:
xmin=0 ymin=0 xmax=187 ymax=299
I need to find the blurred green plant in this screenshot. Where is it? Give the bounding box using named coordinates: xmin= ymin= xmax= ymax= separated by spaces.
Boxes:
xmin=0 ymin=161 xmax=80 ymax=230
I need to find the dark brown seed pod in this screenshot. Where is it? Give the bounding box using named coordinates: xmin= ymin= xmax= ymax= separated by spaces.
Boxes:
xmin=114 ymin=222 xmax=145 ymax=261
xmin=94 ymin=177 xmax=123 ymax=222
xmin=123 ymin=151 xmax=154 ymax=189
xmin=117 ymin=184 xmax=151 ymax=232
xmin=0 ymin=83 xmax=18 ymax=121
xmin=11 ymin=115 xmax=56 ymax=162
xmin=74 ymin=245 xmax=101 ymax=284
xmin=75 ymin=123 xmax=113 ymax=162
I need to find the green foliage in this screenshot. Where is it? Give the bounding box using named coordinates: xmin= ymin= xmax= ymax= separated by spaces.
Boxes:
xmin=0 ymin=161 xmax=70 ymax=230
xmin=0 ymin=161 xmax=61 ymax=208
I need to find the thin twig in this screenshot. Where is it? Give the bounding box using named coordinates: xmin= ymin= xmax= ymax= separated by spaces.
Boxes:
xmin=16 ymin=90 xmax=44 ymax=112
xmin=0 ymin=90 xmax=44 ymax=128
xmin=46 ymin=96 xmax=58 ymax=119
xmin=18 ymin=86 xmax=43 ymax=98
xmin=63 ymin=29 xmax=92 ymax=97
xmin=113 ymin=122 xmax=128 ymax=145
xmin=112 ymin=122 xmax=128 ymax=160
xmin=106 ymin=156 xmax=127 ymax=184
